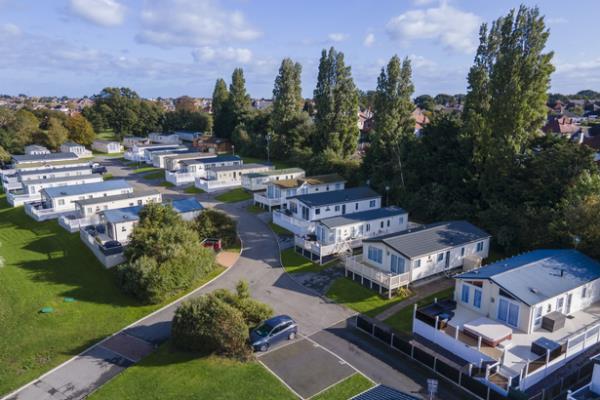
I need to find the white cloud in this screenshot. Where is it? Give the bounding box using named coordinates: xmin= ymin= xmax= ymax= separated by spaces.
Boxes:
xmin=69 ymin=0 xmax=125 ymax=27
xmin=363 ymin=33 xmax=375 ymax=47
xmin=408 ymin=54 xmax=436 ymax=70
xmin=328 ymin=33 xmax=348 ymax=42
xmin=385 ymin=2 xmax=480 ymax=53
xmin=192 ymin=46 xmax=253 ymax=64
xmin=413 ymin=0 xmax=437 ymax=5
xmin=1 ymin=23 xmax=20 ymax=36
xmin=137 ymin=0 xmax=261 ymax=47
xmin=547 ymin=17 xmax=568 ymax=25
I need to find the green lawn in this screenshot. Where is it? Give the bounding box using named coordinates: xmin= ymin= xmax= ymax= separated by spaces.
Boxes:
xmin=102 ymin=173 xmax=114 ymax=181
xmin=88 ymin=343 xmax=297 ymax=400
xmin=313 ymin=374 xmax=374 ymax=400
xmin=325 ymin=278 xmax=413 ymax=317
xmin=268 ymin=222 xmax=293 ymax=236
xmin=383 ymin=287 xmax=455 ymax=334
xmin=183 ymin=186 xmax=205 ymax=194
xmin=0 ymin=196 xmax=224 ymax=396
xmin=246 ymin=204 xmax=264 ymax=214
xmin=132 ymin=166 xmax=161 ymax=174
xmin=93 ymin=151 xmax=124 ymax=158
xmin=141 ymin=170 xmax=165 ymax=180
xmin=96 ymin=130 xmax=117 ymax=141
xmin=281 ymin=248 xmax=334 ymax=274
xmin=159 ymin=181 xmax=175 ymax=188
xmin=215 ymin=188 xmax=251 ymax=203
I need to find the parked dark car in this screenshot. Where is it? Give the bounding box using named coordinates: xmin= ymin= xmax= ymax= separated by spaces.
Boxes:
xmin=250 ymin=315 xmax=298 ymax=352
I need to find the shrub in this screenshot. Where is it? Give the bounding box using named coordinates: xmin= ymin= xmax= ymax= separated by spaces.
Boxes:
xmin=172 ymin=294 xmax=251 ymax=359
xmin=193 ymin=209 xmax=237 ymax=248
xmin=212 ymin=281 xmax=274 ymax=328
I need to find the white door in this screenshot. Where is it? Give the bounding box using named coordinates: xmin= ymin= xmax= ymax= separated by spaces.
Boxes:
xmin=556 ymin=297 xmax=565 ymax=314
xmin=566 ymin=294 xmax=573 ymax=314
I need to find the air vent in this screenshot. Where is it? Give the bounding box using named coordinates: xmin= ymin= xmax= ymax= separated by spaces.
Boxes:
xmin=530 ymin=287 xmax=539 ymax=294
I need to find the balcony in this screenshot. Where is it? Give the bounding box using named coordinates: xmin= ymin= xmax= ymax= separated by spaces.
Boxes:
xmin=195 ymin=178 xmax=241 ymax=193
xmin=165 ymin=170 xmax=195 ymax=186
xmin=253 ymin=191 xmax=284 ymax=210
xmin=344 ymin=255 xmax=410 ymax=298
xmin=8 ymin=191 xmax=42 ymax=206
xmin=272 ymin=211 xmax=312 ymax=235
xmin=58 ymin=214 xmax=101 ymax=233
xmin=414 ymin=301 xmax=600 ymax=393
xmin=24 ymin=202 xmax=73 ymax=221
xmin=79 ymin=228 xmax=126 ymax=268
xmin=295 ymin=236 xmax=362 ymax=262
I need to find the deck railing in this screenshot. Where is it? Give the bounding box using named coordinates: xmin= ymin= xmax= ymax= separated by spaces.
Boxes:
xmin=344 ymin=255 xmax=410 ymax=290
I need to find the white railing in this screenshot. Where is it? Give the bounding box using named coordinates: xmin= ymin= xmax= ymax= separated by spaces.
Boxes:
xmin=253 ymin=192 xmax=283 ymax=208
xmin=58 ymin=215 xmax=101 ymax=232
xmin=165 ymin=170 xmax=195 ymax=185
xmin=195 ymin=178 xmax=241 ymax=192
xmin=272 ymin=211 xmax=312 ymax=235
xmin=295 ymin=236 xmax=362 ymax=258
xmin=344 ymin=255 xmax=410 ymax=290
xmin=79 ymin=229 xmax=126 ymax=268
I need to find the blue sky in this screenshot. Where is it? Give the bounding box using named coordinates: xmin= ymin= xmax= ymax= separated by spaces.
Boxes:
xmin=0 ymin=0 xmax=598 ymax=98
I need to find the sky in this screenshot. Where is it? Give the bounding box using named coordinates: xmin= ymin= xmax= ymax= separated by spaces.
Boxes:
xmin=0 ymin=0 xmax=599 ymax=99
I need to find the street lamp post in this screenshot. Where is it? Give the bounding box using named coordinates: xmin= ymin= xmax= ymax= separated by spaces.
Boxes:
xmin=232 ymin=144 xmax=235 ymax=157
xmin=266 ymin=132 xmax=273 ymax=163
xmin=385 ymin=185 xmax=390 ymax=206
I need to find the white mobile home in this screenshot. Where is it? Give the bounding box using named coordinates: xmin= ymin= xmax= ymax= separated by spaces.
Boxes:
xmin=24 ymin=145 xmax=50 ymax=155
xmin=11 ymin=152 xmax=79 ymax=167
xmin=195 ymin=163 xmax=273 ymax=192
xmin=60 ymin=141 xmax=92 ymax=158
xmin=152 ymin=150 xmax=207 ymax=169
xmin=25 ymin=179 xmax=133 ymax=221
xmin=7 ymin=173 xmax=103 ymax=206
xmin=253 ymin=173 xmax=345 ymax=211
xmin=296 ymin=206 xmax=408 ymax=263
xmin=414 ymin=250 xmax=600 ymax=394
xmin=148 ymin=132 xmax=181 ymax=145
xmin=3 ymin=165 xmax=93 ymax=191
xmin=165 ymin=155 xmax=242 ymax=186
xmin=124 ymin=143 xmax=184 ymax=162
xmin=163 ymin=152 xmax=213 ymax=171
xmin=122 ymin=136 xmax=150 ymax=148
xmin=272 ymin=186 xmax=381 ymax=236
xmin=92 ymin=140 xmax=123 ymax=154
xmin=241 ymin=168 xmax=305 ymax=191
xmin=58 ymin=190 xmax=162 ymax=232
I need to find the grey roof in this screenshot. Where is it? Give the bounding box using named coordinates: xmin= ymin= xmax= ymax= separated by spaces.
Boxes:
xmin=290 ymin=186 xmax=380 ymax=207
xmin=18 ymin=165 xmax=92 ymax=177
xmin=457 ymin=249 xmax=600 ymax=306
xmin=364 ymin=220 xmax=490 ymax=259
xmin=93 ymin=140 xmax=120 ymax=144
xmin=74 ymin=190 xmax=160 ymax=206
xmin=319 ymin=206 xmax=407 ymax=229
xmin=145 ymin=146 xmax=187 ymax=155
xmin=42 ymin=179 xmax=131 ymax=198
xmin=61 ymin=141 xmax=84 ymax=147
xmin=244 ymin=168 xmax=304 ymax=179
xmin=103 ymin=197 xmax=203 ymax=224
xmin=181 ymin=155 xmax=241 ymax=166
xmin=22 ymin=174 xmax=102 ymax=186
xmin=12 ymin=152 xmax=78 ymax=163
xmin=211 ymin=163 xmax=271 ymax=172
xmin=25 ymin=145 xmax=48 ymax=151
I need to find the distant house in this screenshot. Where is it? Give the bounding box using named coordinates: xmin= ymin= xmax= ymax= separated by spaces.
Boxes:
xmin=173 ymin=131 xmax=202 ymax=143
xmin=349 ymin=221 xmax=490 ymax=292
xmin=92 ymin=140 xmax=123 ymax=154
xmin=122 ymin=136 xmax=150 ymax=148
xmin=413 ymin=107 xmax=430 ymax=136
xmin=241 ymin=168 xmax=305 ymax=192
xmin=543 ymin=116 xmax=581 ymax=136
xmin=24 ymin=179 xmax=133 ymax=221
xmin=60 ymin=141 xmax=92 ymax=158
xmin=195 ymin=163 xmax=273 ymax=192
xmin=192 ymin=135 xmax=232 ymax=154
xmin=583 ymin=135 xmax=600 ymax=164
xmin=24 ymin=145 xmax=50 ymax=155
xmin=124 ymin=143 xmax=185 ymax=163
xmin=11 ymin=152 xmax=79 ymax=167
xmin=272 ymin=186 xmax=381 ymax=236
xmin=148 ymin=132 xmax=181 ymax=145
xmin=414 ymin=249 xmax=600 ymax=393
xmin=253 ymin=173 xmax=346 ymax=211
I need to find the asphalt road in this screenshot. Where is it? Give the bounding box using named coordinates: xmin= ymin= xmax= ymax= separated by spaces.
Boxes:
xmin=3 ymin=160 xmax=474 ymax=400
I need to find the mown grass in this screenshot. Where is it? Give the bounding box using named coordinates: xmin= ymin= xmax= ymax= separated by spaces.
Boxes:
xmin=132 ymin=166 xmax=160 ymax=174
xmin=0 ymin=195 xmax=224 ymax=396
xmin=240 ymin=156 xmax=292 ymax=170
xmin=268 ymin=222 xmax=293 ymax=236
xmin=88 ymin=343 xmax=297 ymax=400
xmin=102 ymin=173 xmax=114 ymax=181
xmin=383 ymin=287 xmax=454 ymax=333
xmin=141 ymin=170 xmax=164 ymax=180
xmin=280 ymin=248 xmax=335 ymax=274
xmin=325 ymin=278 xmax=413 ymax=317
xmin=215 ymin=188 xmax=251 ymax=203
xmin=312 ymin=373 xmax=374 ymax=400
xmin=246 ymin=204 xmax=264 ymax=214
xmin=183 ymin=186 xmax=205 ymax=194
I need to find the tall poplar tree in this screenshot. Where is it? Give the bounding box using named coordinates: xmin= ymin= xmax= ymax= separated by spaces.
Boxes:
xmin=313 ymin=47 xmax=359 ymax=158
xmin=272 ymin=58 xmax=307 ymax=157
xmin=229 ymin=68 xmax=251 ymax=130
xmin=363 ymin=55 xmax=415 ymax=193
xmin=212 ymin=78 xmax=231 ymax=138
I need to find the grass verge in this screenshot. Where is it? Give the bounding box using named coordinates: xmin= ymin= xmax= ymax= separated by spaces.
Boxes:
xmin=215 ymin=188 xmax=251 ymax=203
xmin=102 ymin=173 xmax=114 ymax=181
xmin=132 ymin=166 xmax=160 ymax=174
xmin=184 ymin=186 xmax=205 ymax=194
xmin=268 ymin=222 xmax=293 ymax=236
xmin=0 ymin=195 xmax=225 ymax=396
xmin=141 ymin=170 xmax=164 ymax=180
xmin=383 ymin=287 xmax=454 ymax=334
xmin=325 ymin=277 xmax=413 ymax=317
xmin=87 ymin=343 xmax=297 ymax=400
xmin=312 ymin=374 xmax=374 ymax=400
xmin=280 ymin=248 xmax=335 ymax=274
xmin=246 ymin=204 xmax=264 ymax=214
